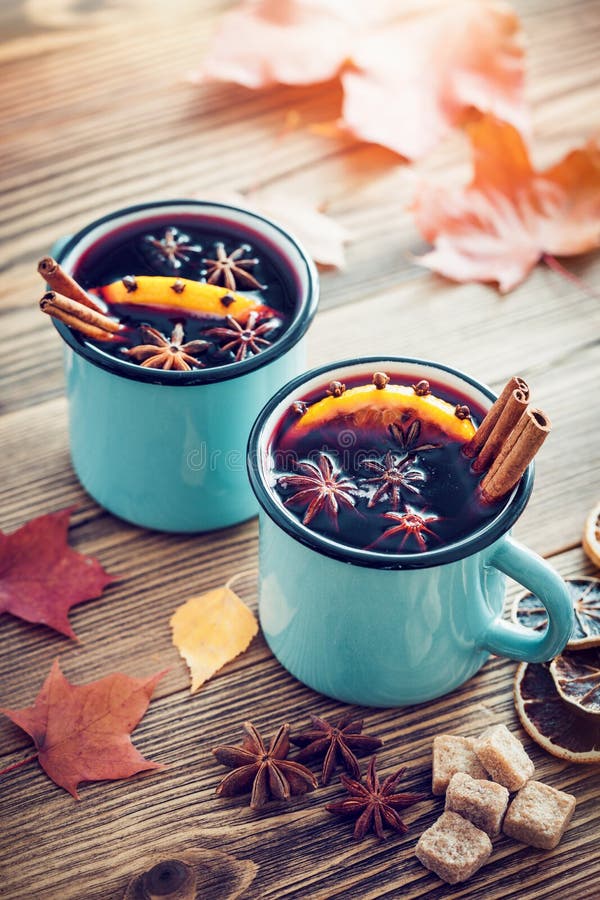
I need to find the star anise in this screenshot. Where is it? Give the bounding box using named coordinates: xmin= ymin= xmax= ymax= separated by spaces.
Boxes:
xmin=278 ymin=453 xmax=358 ymax=526
xmin=371 ymin=508 xmax=441 ymax=551
xmin=361 ymin=451 xmax=425 ymax=509
xmin=325 ymin=756 xmax=427 ymax=841
xmin=291 ymin=714 xmax=383 ymax=785
xmin=205 ymin=312 xmax=278 ymax=362
xmin=123 ymin=323 xmax=209 ymax=370
xmin=143 ymin=227 xmax=203 ymax=270
xmin=388 ymin=419 xmax=440 ymax=460
xmin=202 ymin=242 xmax=264 ymax=291
xmin=213 ymin=722 xmax=317 ymax=810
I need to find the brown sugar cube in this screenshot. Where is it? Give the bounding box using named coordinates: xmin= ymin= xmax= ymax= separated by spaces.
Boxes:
xmin=445 ymin=772 xmax=509 ymax=837
xmin=503 ymin=780 xmax=576 ymax=849
xmin=415 ymin=810 xmax=492 ymax=884
xmin=432 ymin=735 xmax=488 ymax=795
xmin=474 ymin=724 xmax=534 ymax=791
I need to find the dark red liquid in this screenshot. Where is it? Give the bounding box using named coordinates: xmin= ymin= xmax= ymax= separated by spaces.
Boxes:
xmin=71 ymin=214 xmax=293 ymax=368
xmin=270 ymin=371 xmax=500 ymax=553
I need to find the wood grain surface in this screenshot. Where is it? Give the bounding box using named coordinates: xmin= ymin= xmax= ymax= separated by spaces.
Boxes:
xmin=1 ymin=1 xmax=599 ymax=898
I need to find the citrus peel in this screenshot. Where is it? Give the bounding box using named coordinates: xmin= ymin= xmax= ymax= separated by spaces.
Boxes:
xmin=549 ymin=649 xmax=600 ymax=716
xmin=91 ymin=276 xmax=277 ymax=323
xmin=288 ymin=384 xmax=476 ymax=443
xmin=514 ymin=661 xmax=600 ymax=764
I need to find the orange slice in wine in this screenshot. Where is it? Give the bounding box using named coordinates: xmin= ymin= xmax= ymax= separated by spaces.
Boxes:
xmin=91 ymin=276 xmax=278 ymax=323
xmin=289 ymin=384 xmax=476 ymax=443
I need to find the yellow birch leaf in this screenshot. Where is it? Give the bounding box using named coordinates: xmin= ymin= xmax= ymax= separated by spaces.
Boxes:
xmin=170 ymin=587 xmax=258 ymax=693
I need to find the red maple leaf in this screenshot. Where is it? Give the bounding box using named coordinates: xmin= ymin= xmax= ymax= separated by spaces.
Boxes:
xmin=0 ymin=659 xmax=165 ymax=798
xmin=0 ymin=507 xmax=115 ymax=639
xmin=413 ymin=115 xmax=600 ymax=291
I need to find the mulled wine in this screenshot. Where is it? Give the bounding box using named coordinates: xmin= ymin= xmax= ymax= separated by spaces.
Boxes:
xmin=67 ymin=215 xmax=294 ymax=371
xmin=270 ymin=371 xmax=501 ymax=553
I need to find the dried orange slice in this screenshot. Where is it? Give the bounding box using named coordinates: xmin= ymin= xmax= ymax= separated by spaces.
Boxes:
xmin=511 ymin=577 xmax=600 ymax=649
xmin=289 ymin=384 xmax=476 ymax=443
xmin=91 ymin=276 xmax=277 ymax=323
xmin=514 ymin=660 xmax=600 ymax=764
xmin=583 ymin=500 xmax=600 ymax=569
xmin=550 ymin=648 xmax=600 ymax=716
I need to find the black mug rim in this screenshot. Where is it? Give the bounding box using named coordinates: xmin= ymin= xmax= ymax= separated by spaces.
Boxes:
xmin=247 ymin=356 xmax=534 ymax=570
xmin=53 ymin=199 xmax=319 ymax=385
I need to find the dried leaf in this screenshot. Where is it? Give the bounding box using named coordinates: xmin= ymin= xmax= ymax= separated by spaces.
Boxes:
xmin=247 ymin=191 xmax=350 ymax=268
xmin=0 ymin=659 xmax=165 ymax=798
xmin=202 ymin=189 xmax=350 ymax=268
xmin=0 ymin=507 xmax=116 ymax=639
xmin=341 ymin=0 xmax=526 ymax=160
xmin=197 ymin=0 xmax=357 ymax=88
xmin=413 ymin=115 xmax=600 ymax=291
xmin=170 ymin=587 xmax=258 ymax=692
xmin=196 ymin=0 xmax=526 ymax=160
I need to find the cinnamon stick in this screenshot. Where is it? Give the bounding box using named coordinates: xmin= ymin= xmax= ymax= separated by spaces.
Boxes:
xmin=38 ymin=257 xmax=105 ymax=314
xmin=463 ymin=376 xmax=529 ymax=458
xmin=479 ymin=407 xmax=551 ymax=503
xmin=40 ymin=292 xmax=123 ymax=342
xmin=472 ymin=388 xmax=529 ymax=473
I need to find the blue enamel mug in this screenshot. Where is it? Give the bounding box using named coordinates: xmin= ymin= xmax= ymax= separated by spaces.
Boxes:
xmin=247 ymin=357 xmax=573 ymax=707
xmin=51 ymin=200 xmax=318 ymax=532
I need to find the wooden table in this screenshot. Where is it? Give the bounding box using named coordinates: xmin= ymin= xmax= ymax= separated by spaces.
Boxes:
xmin=1 ymin=1 xmax=599 ymax=897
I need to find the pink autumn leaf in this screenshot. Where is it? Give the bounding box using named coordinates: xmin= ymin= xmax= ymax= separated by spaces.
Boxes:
xmin=195 ymin=0 xmax=401 ymax=88
xmin=412 ymin=115 xmax=600 ymax=292
xmin=341 ymin=0 xmax=527 ymax=160
xmin=201 ymin=189 xmax=351 ymax=268
xmin=196 ymin=0 xmax=357 ymax=89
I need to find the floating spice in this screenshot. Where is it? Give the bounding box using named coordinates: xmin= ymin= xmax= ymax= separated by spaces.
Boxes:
xmin=205 ymin=312 xmax=279 ymax=362
xmin=388 ymin=419 xmax=440 ymax=458
xmin=38 ymin=257 xmax=105 ymax=313
xmin=373 ymin=372 xmax=390 ymax=390
xmin=479 ymin=407 xmax=551 ymax=503
xmin=412 ymin=380 xmax=430 ymax=396
xmin=143 ymin=227 xmax=203 ymax=270
xmin=327 ymin=381 xmax=346 ymax=398
xmin=278 ymin=453 xmax=358 ymax=526
xmin=463 ymin=376 xmax=529 ymax=458
xmin=123 ymin=324 xmax=209 ymax=371
xmin=361 ymin=452 xmax=425 ymax=510
xmin=39 ymin=291 xmax=125 ymax=343
xmin=369 ymin=508 xmax=441 ymax=552
xmin=203 ymin=242 xmax=264 ymax=291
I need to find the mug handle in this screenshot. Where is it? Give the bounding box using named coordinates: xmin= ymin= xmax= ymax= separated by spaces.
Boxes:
xmin=479 ymin=537 xmax=573 ymax=662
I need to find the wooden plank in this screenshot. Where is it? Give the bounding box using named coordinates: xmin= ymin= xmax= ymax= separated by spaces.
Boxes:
xmin=0 ymin=549 xmax=598 ymax=899
xmin=1 ymin=0 xmax=599 ymax=897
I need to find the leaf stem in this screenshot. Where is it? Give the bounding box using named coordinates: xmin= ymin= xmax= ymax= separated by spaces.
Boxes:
xmin=0 ymin=753 xmax=38 ymax=776
xmin=542 ymin=253 xmax=599 ymax=299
